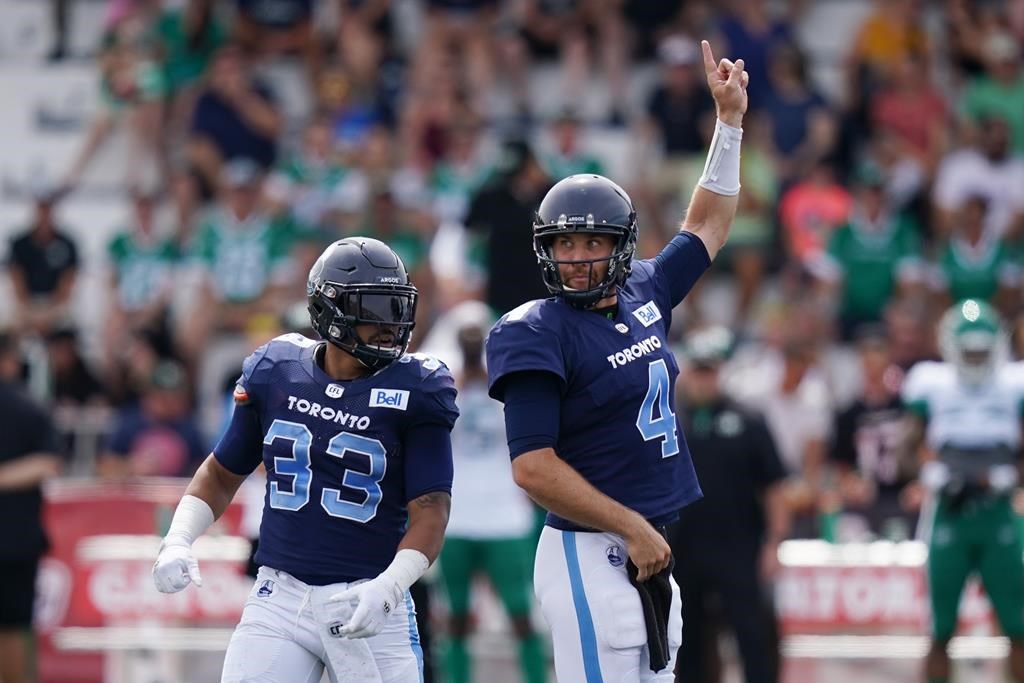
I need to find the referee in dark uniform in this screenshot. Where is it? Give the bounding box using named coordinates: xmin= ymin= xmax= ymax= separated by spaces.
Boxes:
xmin=0 ymin=331 xmax=62 ymax=683
xmin=668 ymin=327 xmax=789 ymax=683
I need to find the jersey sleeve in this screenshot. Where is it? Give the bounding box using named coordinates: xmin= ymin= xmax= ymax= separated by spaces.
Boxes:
xmin=650 ymin=231 xmax=712 ymax=309
xmin=409 ymin=359 xmax=460 ymax=430
xmin=213 ymin=343 xmax=272 ymax=474
xmin=485 ymin=303 xmax=566 ymax=402
xmin=901 ymin=361 xmax=937 ymax=420
xmin=403 ymin=422 xmax=454 ymax=501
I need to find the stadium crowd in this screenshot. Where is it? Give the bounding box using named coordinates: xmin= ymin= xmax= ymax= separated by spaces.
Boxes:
xmin=3 ymin=0 xmax=1024 ymax=681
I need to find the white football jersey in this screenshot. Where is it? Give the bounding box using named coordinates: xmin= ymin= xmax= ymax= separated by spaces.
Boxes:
xmin=446 ymin=382 xmax=535 ymax=539
xmin=902 ymin=361 xmax=1024 ymax=450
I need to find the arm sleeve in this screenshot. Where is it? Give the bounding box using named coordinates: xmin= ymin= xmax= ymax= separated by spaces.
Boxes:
xmin=901 ymin=362 xmax=931 ymax=420
xmin=212 ymin=403 xmax=264 ymax=475
xmin=501 ymin=371 xmax=562 ymax=459
xmin=403 ymin=422 xmax=454 ymax=501
xmin=651 ymin=231 xmax=713 ymax=309
xmin=486 ymin=311 xmax=565 ymax=401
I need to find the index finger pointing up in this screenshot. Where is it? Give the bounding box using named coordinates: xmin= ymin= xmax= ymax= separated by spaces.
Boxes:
xmin=701 ymin=40 xmax=717 ymax=75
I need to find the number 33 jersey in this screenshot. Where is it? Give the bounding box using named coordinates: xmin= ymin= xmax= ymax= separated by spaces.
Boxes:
xmin=486 ymin=233 xmax=709 ymax=531
xmin=213 ymin=333 xmax=459 ymax=584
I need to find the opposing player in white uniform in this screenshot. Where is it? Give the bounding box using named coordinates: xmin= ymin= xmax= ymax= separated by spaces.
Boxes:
xmin=903 ymin=299 xmax=1024 ymax=683
xmin=439 ymin=316 xmax=546 ymax=683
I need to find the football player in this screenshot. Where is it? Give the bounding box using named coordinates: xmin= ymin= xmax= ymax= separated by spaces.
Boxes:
xmin=905 ymin=299 xmax=1024 ymax=683
xmin=485 ymin=40 xmax=747 ymax=682
xmin=153 ymin=237 xmax=458 ymax=683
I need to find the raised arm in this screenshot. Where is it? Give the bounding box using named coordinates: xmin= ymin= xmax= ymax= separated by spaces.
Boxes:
xmin=681 ymin=40 xmax=750 ymax=261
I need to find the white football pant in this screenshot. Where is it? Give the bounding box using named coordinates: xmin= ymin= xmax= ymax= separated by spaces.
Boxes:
xmin=221 ymin=566 xmax=423 ymax=683
xmin=534 ymin=526 xmax=682 ymax=683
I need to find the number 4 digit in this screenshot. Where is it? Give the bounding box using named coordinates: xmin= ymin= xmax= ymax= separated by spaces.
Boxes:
xmin=636 ymin=359 xmax=680 ymax=458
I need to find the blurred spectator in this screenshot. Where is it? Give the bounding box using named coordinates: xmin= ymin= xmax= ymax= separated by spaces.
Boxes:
xmin=722 ymin=113 xmax=779 ymax=325
xmin=714 ymin=0 xmax=795 ymax=111
xmin=265 ymin=116 xmax=357 ymax=233
xmin=885 ymin=295 xmax=939 ymax=371
xmin=633 ymin=36 xmax=715 ymax=235
xmin=727 ymin=324 xmax=832 ymax=537
xmin=429 ymin=121 xmax=496 ymax=225
xmin=180 ymin=159 xmax=297 ymax=360
xmin=151 ymin=0 xmax=227 ymax=131
xmin=778 ymin=162 xmax=852 ymax=272
xmin=0 ymin=332 xmax=63 ymax=683
xmin=829 ymin=327 xmax=918 ymax=542
xmin=45 ymin=327 xmax=108 ymax=409
xmin=932 ymin=117 xmax=1024 ymax=240
xmin=6 ymin=191 xmax=79 ymax=337
xmin=233 ymin=0 xmax=321 ymax=80
xmin=412 ymin=0 xmax=499 ymax=117
xmin=318 ymin=62 xmax=390 ymax=152
xmin=945 ymin=0 xmax=1008 ymax=80
xmin=102 ymin=189 xmax=181 ymax=379
xmin=187 ymin=45 xmax=283 ymax=196
xmin=439 ymin=317 xmax=546 ymax=683
xmin=961 ymin=31 xmax=1024 ymax=155
xmin=336 ymin=1 xmax=395 ymax=89
xmin=464 ymin=140 xmax=552 ymax=315
xmin=812 ymin=163 xmax=924 ymax=340
xmin=97 ymin=360 xmax=204 ymax=478
xmin=763 ymin=42 xmax=837 ymax=183
xmin=869 ymin=51 xmax=949 ymax=172
xmin=845 ymin=0 xmax=929 ymax=110
xmin=539 ymin=109 xmax=604 ymax=181
xmin=501 ymin=0 xmax=628 ymax=123
xmin=63 ymin=0 xmax=165 ymax=191
xmin=929 ymin=194 xmax=1021 ymax=316
xmin=671 ymin=326 xmax=788 ymax=683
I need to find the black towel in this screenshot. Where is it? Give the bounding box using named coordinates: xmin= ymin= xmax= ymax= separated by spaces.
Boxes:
xmin=626 ymin=554 xmax=676 ymax=672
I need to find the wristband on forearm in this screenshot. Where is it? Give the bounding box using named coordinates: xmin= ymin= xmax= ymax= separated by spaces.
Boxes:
xmin=163 ymin=494 xmax=215 ymax=547
xmin=698 ymin=119 xmax=743 ymax=196
xmin=380 ymin=548 xmax=430 ymax=593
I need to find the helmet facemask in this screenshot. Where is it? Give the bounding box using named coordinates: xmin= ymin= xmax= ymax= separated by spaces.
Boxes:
xmin=308 ymin=281 xmax=418 ymax=371
xmin=533 ymin=223 xmax=637 ymax=309
xmin=938 ymin=300 xmax=1007 ymax=387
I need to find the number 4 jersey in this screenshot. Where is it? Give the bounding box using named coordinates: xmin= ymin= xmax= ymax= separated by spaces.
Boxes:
xmin=214 ymin=333 xmax=459 ymax=584
xmin=485 ymin=232 xmax=708 ymax=531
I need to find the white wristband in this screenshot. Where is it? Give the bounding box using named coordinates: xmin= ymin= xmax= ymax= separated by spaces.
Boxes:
xmin=380 ymin=549 xmax=430 ymax=593
xmin=163 ymin=494 xmax=215 ymax=548
xmin=698 ymin=119 xmax=743 ymax=196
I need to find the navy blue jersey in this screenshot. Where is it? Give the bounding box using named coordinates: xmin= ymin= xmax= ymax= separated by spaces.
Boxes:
xmin=486 ymin=231 xmax=709 ymax=530
xmin=214 ymin=333 xmax=458 ymax=584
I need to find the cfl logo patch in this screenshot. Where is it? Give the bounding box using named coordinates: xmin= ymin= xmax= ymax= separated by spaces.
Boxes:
xmin=325 ymin=383 xmax=344 ymax=399
xmin=328 ymin=621 xmax=344 ymax=638
xmin=370 ymin=389 xmax=410 ymax=411
xmin=632 ymin=301 xmax=662 ymax=327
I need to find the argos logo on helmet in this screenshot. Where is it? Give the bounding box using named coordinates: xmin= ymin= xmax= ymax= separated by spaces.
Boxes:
xmin=377 ymin=277 xmax=402 ymax=284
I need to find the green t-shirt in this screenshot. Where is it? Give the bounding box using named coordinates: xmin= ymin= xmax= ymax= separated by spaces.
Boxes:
xmin=824 ymin=212 xmax=922 ymax=320
xmin=152 ymin=9 xmax=226 ymax=92
xmin=541 ymin=152 xmax=604 ymax=182
xmin=934 ymin=236 xmax=1019 ymax=302
xmin=108 ymin=231 xmax=181 ymax=312
xmin=430 ymin=160 xmax=494 ymax=223
xmin=191 ymin=210 xmax=296 ymax=303
xmin=961 ymin=74 xmax=1024 ymax=155
xmin=271 ymin=155 xmax=354 ymax=231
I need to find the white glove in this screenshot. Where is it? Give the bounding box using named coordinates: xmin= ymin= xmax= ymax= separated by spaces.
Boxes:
xmin=989 ymin=464 xmax=1019 ymax=493
xmin=921 ymin=461 xmax=951 ymax=492
xmin=327 ymin=574 xmax=403 ymax=639
xmin=153 ymin=540 xmax=203 ymax=593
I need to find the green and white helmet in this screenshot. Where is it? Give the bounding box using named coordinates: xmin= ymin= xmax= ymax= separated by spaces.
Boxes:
xmin=938 ymin=299 xmax=1007 ymax=384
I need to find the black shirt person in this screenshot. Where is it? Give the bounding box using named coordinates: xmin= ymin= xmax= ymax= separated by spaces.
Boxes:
xmin=667 ymin=327 xmax=789 ymax=683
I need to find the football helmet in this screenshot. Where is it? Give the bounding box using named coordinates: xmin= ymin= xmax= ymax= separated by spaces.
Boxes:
xmin=533 ymin=174 xmax=638 ymax=308
xmin=938 ymin=299 xmax=1006 ymax=385
xmin=307 ymin=237 xmax=418 ymax=371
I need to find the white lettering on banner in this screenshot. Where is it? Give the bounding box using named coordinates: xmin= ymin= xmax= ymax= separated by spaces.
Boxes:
xmin=606 ymin=335 xmax=662 ymax=368
xmin=286 ymin=395 xmax=371 ymax=429
xmin=87 ymin=562 xmax=250 ymax=619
